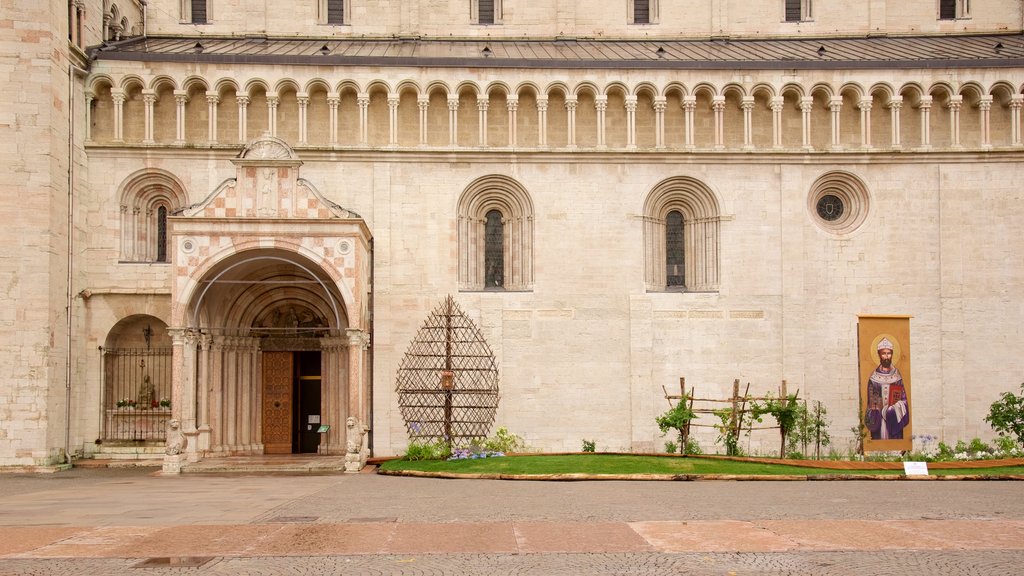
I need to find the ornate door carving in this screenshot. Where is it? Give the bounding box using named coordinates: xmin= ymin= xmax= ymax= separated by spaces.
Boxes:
xmin=262 ymin=351 xmax=293 ymax=454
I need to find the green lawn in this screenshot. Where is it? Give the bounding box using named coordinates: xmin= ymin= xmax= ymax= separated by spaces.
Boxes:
xmin=379 ymin=454 xmax=1024 ymax=477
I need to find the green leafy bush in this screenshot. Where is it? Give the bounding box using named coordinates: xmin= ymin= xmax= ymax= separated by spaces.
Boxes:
xmin=752 ymin=393 xmax=801 ymax=458
xmin=581 ymin=439 xmax=596 ymax=452
xmin=404 ymin=439 xmax=452 ymax=461
xmin=664 ymin=440 xmax=678 ymax=454
xmin=656 ymin=399 xmax=697 ymax=454
xmin=484 ymin=427 xmax=526 ymax=453
xmin=985 ymin=383 xmax=1024 ymax=447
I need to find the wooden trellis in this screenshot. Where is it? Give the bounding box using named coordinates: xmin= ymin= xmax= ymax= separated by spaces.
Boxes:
xmin=395 ymin=295 xmax=499 ymax=445
xmin=663 ymin=377 xmax=799 ymax=454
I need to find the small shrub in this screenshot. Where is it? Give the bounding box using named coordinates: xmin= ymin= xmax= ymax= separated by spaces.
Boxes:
xmin=484 ymin=427 xmax=526 ymax=453
xmin=664 ymin=440 xmax=678 ymax=454
xmin=995 ymin=435 xmax=1019 ymax=455
xmin=786 ymin=450 xmax=805 ymax=460
xmin=985 ymin=383 xmax=1024 ymax=447
xmin=937 ymin=441 xmax=955 ymax=460
xmin=656 ymin=398 xmax=696 ymax=454
xmin=404 ymin=439 xmax=451 ymax=461
xmin=968 ymin=437 xmax=993 ymax=455
xmin=581 ymin=439 xmax=596 ymax=452
xmin=684 ymin=438 xmax=702 ymax=455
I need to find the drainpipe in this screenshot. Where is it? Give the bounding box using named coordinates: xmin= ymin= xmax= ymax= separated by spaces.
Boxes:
xmin=367 ymin=238 xmax=374 ymax=454
xmin=140 ymin=0 xmax=147 ymax=37
xmin=66 ymin=61 xmax=89 ymax=465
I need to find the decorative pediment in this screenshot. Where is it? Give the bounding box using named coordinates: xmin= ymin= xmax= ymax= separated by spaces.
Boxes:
xmin=237 ymin=135 xmax=299 ymax=163
xmin=177 ymin=137 xmax=359 ymax=220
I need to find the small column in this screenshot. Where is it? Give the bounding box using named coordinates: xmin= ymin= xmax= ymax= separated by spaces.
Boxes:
xmin=683 ymin=95 xmax=696 ymax=149
xmin=1010 ymin=95 xmax=1023 ymax=147
xmin=829 ymin=97 xmax=842 ymax=150
xmin=800 ymin=97 xmax=814 ymax=150
xmin=142 ymin=89 xmax=156 ymax=144
xmin=858 ymin=98 xmax=873 ymax=149
xmin=506 ymin=96 xmax=518 ymax=147
xmin=537 ymin=96 xmax=548 ymax=147
xmin=236 ymin=95 xmax=250 ymax=143
xmin=164 ymin=328 xmax=199 ymax=474
xmin=979 ymin=95 xmax=993 ymax=149
xmin=130 ymin=207 xmax=141 ymax=259
xmin=417 ymin=96 xmax=429 ymax=146
xmin=595 ymin=96 xmax=608 ymax=149
xmin=625 ymin=95 xmax=638 ymax=150
xmin=711 ymin=96 xmax=725 ymax=150
xmin=447 ymin=96 xmax=459 ymax=147
xmin=197 ymin=333 xmax=213 ymax=455
xmin=297 ymin=92 xmax=309 ymax=145
xmin=919 ymin=96 xmax=932 ymax=149
xmin=84 ymin=91 xmax=94 ymax=142
xmin=266 ymin=93 xmax=279 ymax=138
xmin=654 ymin=96 xmax=667 ymax=149
xmin=477 ymin=96 xmax=490 ymax=147
xmin=327 ymin=93 xmax=340 ymax=145
xmin=948 ymin=95 xmax=963 ymax=148
xmin=388 ymin=93 xmax=401 ymax=147
xmin=206 ymin=91 xmax=219 ymax=144
xmin=740 ymin=96 xmax=754 ymax=150
xmin=769 ymin=97 xmax=784 ymax=149
xmin=111 ymin=89 xmax=125 ymax=142
xmin=888 ymin=96 xmax=903 ymax=149
xmin=564 ymin=96 xmax=577 ymax=149
xmin=173 ymin=89 xmax=188 ymax=145
xmin=357 ymin=93 xmax=370 ymax=145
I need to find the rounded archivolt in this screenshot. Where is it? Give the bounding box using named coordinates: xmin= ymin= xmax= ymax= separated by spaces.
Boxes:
xmin=395 ymin=295 xmax=499 ymax=445
xmin=807 ymin=171 xmax=871 ymax=235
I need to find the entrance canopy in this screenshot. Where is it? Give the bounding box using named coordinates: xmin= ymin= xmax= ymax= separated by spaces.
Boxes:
xmin=159 ymin=136 xmax=373 ymax=471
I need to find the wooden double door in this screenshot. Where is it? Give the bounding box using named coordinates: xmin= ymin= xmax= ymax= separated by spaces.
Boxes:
xmin=261 ymin=351 xmax=322 ymax=454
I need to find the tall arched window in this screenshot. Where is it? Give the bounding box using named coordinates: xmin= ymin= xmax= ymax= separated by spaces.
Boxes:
xmin=457 ymin=175 xmax=534 ymax=291
xmin=643 ymin=176 xmax=722 ymax=292
xmin=118 ymin=170 xmax=188 ymax=263
xmin=156 ymin=206 xmax=169 ymax=263
xmin=665 ymin=211 xmax=685 ymax=288
xmin=484 ymin=210 xmax=504 ymax=288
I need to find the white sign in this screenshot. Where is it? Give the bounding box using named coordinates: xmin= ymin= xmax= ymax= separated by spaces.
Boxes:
xmin=903 ymin=461 xmax=929 ymax=476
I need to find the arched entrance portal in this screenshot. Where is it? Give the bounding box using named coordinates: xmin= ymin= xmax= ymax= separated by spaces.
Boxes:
xmin=184 ymin=249 xmax=356 ymax=457
xmin=163 ymin=135 xmax=373 ymax=472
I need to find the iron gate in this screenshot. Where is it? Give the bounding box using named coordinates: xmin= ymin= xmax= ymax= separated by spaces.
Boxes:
xmin=102 ymin=347 xmax=172 ymax=441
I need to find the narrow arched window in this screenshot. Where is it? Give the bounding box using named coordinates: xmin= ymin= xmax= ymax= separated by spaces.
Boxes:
xmin=484 ymin=210 xmax=504 ymax=289
xmin=156 ymin=206 xmax=168 ymax=263
xmin=666 ymin=210 xmax=684 ymax=288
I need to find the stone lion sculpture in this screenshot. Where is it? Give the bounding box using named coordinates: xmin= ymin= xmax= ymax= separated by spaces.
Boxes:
xmin=165 ymin=418 xmax=187 ymax=455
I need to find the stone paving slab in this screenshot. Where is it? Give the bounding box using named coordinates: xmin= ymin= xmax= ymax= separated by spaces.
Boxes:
xmin=388 ymin=522 xmax=518 ymax=554
xmin=513 ymin=521 xmax=654 ymax=553
xmin=5 ymin=518 xmax=1024 ymax=559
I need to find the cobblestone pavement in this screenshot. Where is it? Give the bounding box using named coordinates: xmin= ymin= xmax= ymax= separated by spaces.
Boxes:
xmin=0 ymin=467 xmax=1022 ymax=575
xmin=2 ymin=551 xmax=1023 ymax=576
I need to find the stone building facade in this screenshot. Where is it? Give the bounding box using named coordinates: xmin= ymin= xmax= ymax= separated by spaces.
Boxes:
xmin=1 ymin=0 xmax=1023 ymax=468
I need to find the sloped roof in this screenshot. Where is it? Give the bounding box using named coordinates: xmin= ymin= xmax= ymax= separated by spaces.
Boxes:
xmin=90 ymin=33 xmax=1024 ymax=69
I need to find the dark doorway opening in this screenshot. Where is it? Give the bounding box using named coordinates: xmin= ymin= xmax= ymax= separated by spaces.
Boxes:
xmin=293 ymin=351 xmax=322 ymax=453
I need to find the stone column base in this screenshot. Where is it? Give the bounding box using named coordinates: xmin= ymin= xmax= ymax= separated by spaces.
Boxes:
xmin=162 ymin=454 xmax=185 ymax=475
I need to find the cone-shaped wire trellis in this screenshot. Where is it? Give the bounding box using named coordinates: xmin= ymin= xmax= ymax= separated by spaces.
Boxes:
xmin=396 ymin=295 xmax=499 ymax=445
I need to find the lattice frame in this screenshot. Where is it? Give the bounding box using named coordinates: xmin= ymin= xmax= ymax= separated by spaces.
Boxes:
xmin=396 ymin=295 xmax=499 ymax=444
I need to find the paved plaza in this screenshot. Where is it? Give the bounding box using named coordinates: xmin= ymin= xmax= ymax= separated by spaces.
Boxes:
xmin=0 ymin=466 xmax=1022 ymax=575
